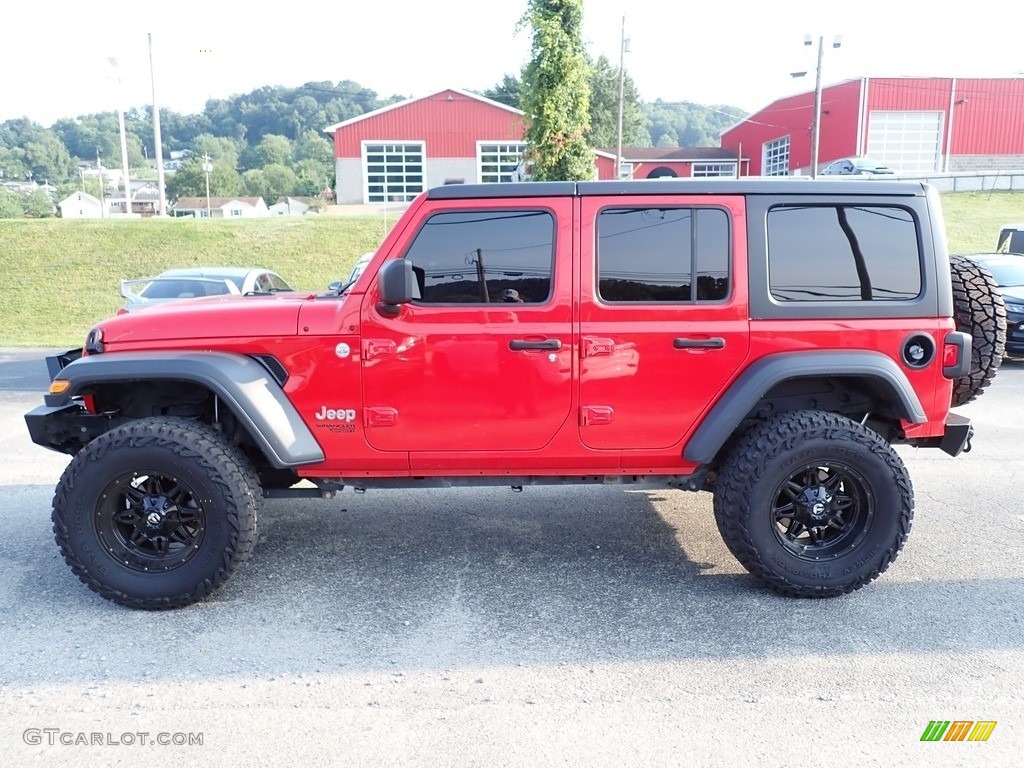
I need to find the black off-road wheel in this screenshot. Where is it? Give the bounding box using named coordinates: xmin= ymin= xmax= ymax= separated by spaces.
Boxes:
xmin=949 ymin=255 xmax=1007 ymax=407
xmin=51 ymin=417 xmax=261 ymax=610
xmin=713 ymin=411 xmax=913 ymax=598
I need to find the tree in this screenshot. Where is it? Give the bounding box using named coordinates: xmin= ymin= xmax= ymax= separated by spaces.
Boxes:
xmin=0 ymin=188 xmax=23 ymax=219
xmin=518 ymin=0 xmax=593 ymax=181
xmin=586 ymin=55 xmax=647 ymax=148
xmin=483 ymin=74 xmax=522 ymax=109
xmin=191 ymin=134 xmax=241 ymax=170
xmin=165 ymin=157 xmax=242 ymax=201
xmin=21 ymin=189 xmax=55 ymax=217
xmin=251 ymin=134 xmax=292 ymax=168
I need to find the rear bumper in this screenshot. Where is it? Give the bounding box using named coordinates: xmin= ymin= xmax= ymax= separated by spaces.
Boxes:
xmin=938 ymin=413 xmax=973 ymax=457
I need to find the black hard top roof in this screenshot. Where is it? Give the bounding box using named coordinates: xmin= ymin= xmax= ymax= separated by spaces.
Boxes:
xmin=426 ymin=179 xmax=928 ymax=200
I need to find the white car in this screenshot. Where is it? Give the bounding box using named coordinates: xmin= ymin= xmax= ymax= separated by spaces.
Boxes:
xmin=327 ymin=252 xmax=375 ymax=293
xmin=820 ymin=157 xmax=896 ymax=176
xmin=119 ymin=267 xmax=293 ymax=314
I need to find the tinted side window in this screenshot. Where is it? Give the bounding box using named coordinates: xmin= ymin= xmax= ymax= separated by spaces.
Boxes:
xmin=403 ymin=210 xmax=554 ymax=304
xmin=597 ymin=207 xmax=729 ymax=302
xmin=767 ymin=205 xmax=922 ymax=301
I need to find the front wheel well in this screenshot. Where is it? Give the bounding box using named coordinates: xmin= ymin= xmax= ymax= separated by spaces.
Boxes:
xmin=82 ymin=380 xmax=298 ymax=489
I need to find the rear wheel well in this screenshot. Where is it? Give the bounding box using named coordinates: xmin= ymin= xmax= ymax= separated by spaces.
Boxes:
xmin=711 ymin=375 xmax=908 ymax=470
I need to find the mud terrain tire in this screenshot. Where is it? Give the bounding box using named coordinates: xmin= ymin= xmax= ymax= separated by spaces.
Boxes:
xmin=949 ymin=255 xmax=1007 ymax=407
xmin=51 ymin=417 xmax=261 ymax=610
xmin=713 ymin=410 xmax=913 ymax=597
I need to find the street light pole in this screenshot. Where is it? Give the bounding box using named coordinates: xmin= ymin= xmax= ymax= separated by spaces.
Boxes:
xmin=615 ymin=16 xmax=629 ymax=180
xmin=149 ymin=33 xmax=168 ymax=216
xmin=108 ymin=58 xmax=132 ymax=215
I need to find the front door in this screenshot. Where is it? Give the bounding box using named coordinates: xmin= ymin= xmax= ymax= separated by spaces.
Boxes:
xmin=578 ymin=196 xmax=750 ymax=451
xmin=360 ymin=199 xmax=574 ymax=453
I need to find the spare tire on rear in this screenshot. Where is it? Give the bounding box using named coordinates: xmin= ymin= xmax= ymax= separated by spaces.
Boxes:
xmin=949 ymin=255 xmax=1007 ymax=407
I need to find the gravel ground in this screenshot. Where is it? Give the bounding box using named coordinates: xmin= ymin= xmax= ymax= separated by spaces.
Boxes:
xmin=1 ymin=353 xmax=1021 ymax=767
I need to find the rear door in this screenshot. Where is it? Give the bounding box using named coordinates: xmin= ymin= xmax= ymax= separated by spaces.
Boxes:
xmin=578 ymin=195 xmax=750 ymax=451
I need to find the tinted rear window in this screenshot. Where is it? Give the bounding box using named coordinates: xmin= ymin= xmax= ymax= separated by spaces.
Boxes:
xmin=767 ymin=205 xmax=922 ymax=302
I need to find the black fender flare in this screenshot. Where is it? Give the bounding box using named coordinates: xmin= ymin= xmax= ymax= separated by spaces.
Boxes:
xmin=44 ymin=351 xmax=324 ymax=468
xmin=684 ymin=351 xmax=927 ymax=464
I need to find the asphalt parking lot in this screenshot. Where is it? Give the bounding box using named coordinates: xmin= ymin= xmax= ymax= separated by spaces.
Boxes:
xmin=0 ymin=349 xmax=1021 ymax=767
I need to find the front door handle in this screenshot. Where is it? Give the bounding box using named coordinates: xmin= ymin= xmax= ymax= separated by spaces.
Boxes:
xmin=673 ymin=337 xmax=725 ymax=350
xmin=509 ymin=339 xmax=562 ymax=351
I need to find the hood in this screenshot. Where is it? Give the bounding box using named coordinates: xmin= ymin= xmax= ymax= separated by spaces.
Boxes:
xmin=98 ymin=292 xmax=313 ymax=344
xmin=1001 ymin=287 xmax=1024 ymax=303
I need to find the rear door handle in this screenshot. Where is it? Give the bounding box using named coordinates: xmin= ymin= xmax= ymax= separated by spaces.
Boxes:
xmin=673 ymin=337 xmax=725 ymax=349
xmin=509 ymin=339 xmax=562 ymax=351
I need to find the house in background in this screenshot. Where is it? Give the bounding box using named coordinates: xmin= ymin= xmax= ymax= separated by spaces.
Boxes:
xmin=594 ymin=147 xmax=749 ymax=180
xmin=107 ymin=182 xmax=164 ymax=217
xmin=171 ymin=197 xmax=269 ymax=218
xmin=722 ymin=76 xmax=1024 ymax=176
xmin=268 ymin=196 xmax=318 ymax=216
xmin=57 ymin=191 xmax=103 ymax=219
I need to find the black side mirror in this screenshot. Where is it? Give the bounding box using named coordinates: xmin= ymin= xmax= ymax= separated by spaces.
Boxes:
xmin=377 ymin=259 xmax=421 ymax=315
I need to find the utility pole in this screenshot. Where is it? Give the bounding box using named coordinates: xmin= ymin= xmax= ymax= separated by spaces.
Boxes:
xmin=794 ymin=34 xmax=841 ymax=178
xmin=97 ymin=153 xmax=106 ymax=218
xmin=202 ymin=154 xmax=213 ymax=219
xmin=149 ymin=33 xmax=167 ymax=215
xmin=811 ymin=36 xmax=824 ymax=179
xmin=615 ymin=16 xmax=628 ymax=180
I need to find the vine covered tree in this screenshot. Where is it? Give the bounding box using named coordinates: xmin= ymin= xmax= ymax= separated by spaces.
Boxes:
xmin=519 ymin=0 xmax=593 ymax=181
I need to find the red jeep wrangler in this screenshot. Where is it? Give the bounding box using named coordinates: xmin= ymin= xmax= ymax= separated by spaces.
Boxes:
xmin=25 ymin=179 xmax=1006 ymax=609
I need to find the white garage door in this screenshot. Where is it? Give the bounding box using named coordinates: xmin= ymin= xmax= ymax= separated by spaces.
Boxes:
xmin=362 ymin=142 xmax=425 ymax=203
xmin=866 ymin=111 xmax=943 ymax=173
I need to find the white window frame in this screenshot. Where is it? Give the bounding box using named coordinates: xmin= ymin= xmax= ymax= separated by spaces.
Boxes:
xmin=692 ymin=162 xmax=737 ymax=178
xmin=763 ymin=137 xmax=791 ymax=176
xmin=477 ymin=141 xmax=528 ymax=183
xmin=362 ymin=141 xmax=426 ymax=204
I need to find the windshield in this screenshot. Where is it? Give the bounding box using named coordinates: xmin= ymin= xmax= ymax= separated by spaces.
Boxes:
xmin=140 ymin=279 xmax=230 ymax=299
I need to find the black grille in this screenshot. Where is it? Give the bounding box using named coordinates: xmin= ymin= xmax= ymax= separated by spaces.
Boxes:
xmin=252 ymin=355 xmax=288 ymax=386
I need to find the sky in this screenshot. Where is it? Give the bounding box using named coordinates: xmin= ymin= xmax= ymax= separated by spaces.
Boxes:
xmin=2 ymin=0 xmax=1020 ymax=126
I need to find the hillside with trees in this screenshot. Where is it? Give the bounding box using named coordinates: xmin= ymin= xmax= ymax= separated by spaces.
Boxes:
xmin=0 ymin=64 xmax=746 ymax=217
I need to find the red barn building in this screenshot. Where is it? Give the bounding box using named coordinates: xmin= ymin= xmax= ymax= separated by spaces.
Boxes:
xmin=325 ymin=87 xmax=749 ymax=202
xmin=325 ymin=88 xmax=528 ymax=204
xmin=722 ymin=77 xmax=1024 ymax=176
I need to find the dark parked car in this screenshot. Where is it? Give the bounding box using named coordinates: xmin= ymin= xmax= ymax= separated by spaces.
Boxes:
xmin=821 ymin=157 xmax=896 ymax=176
xmin=957 ymin=253 xmax=1024 ymax=358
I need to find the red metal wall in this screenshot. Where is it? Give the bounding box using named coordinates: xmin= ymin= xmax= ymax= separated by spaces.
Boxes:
xmin=333 ymin=90 xmax=526 ymax=158
xmin=947 ymin=79 xmax=1024 ymax=154
xmin=725 ymin=77 xmax=1024 ymax=173
xmin=721 ymin=80 xmax=862 ymax=174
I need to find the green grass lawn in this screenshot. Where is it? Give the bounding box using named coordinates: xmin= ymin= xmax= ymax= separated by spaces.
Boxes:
xmin=1 ymin=215 xmax=390 ymax=346
xmin=2 ymin=190 xmax=1022 ymax=347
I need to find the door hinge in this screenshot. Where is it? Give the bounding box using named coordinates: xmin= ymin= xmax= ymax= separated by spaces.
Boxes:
xmin=365 ymin=407 xmax=398 ymax=428
xmin=580 ymin=405 xmax=614 ymax=426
